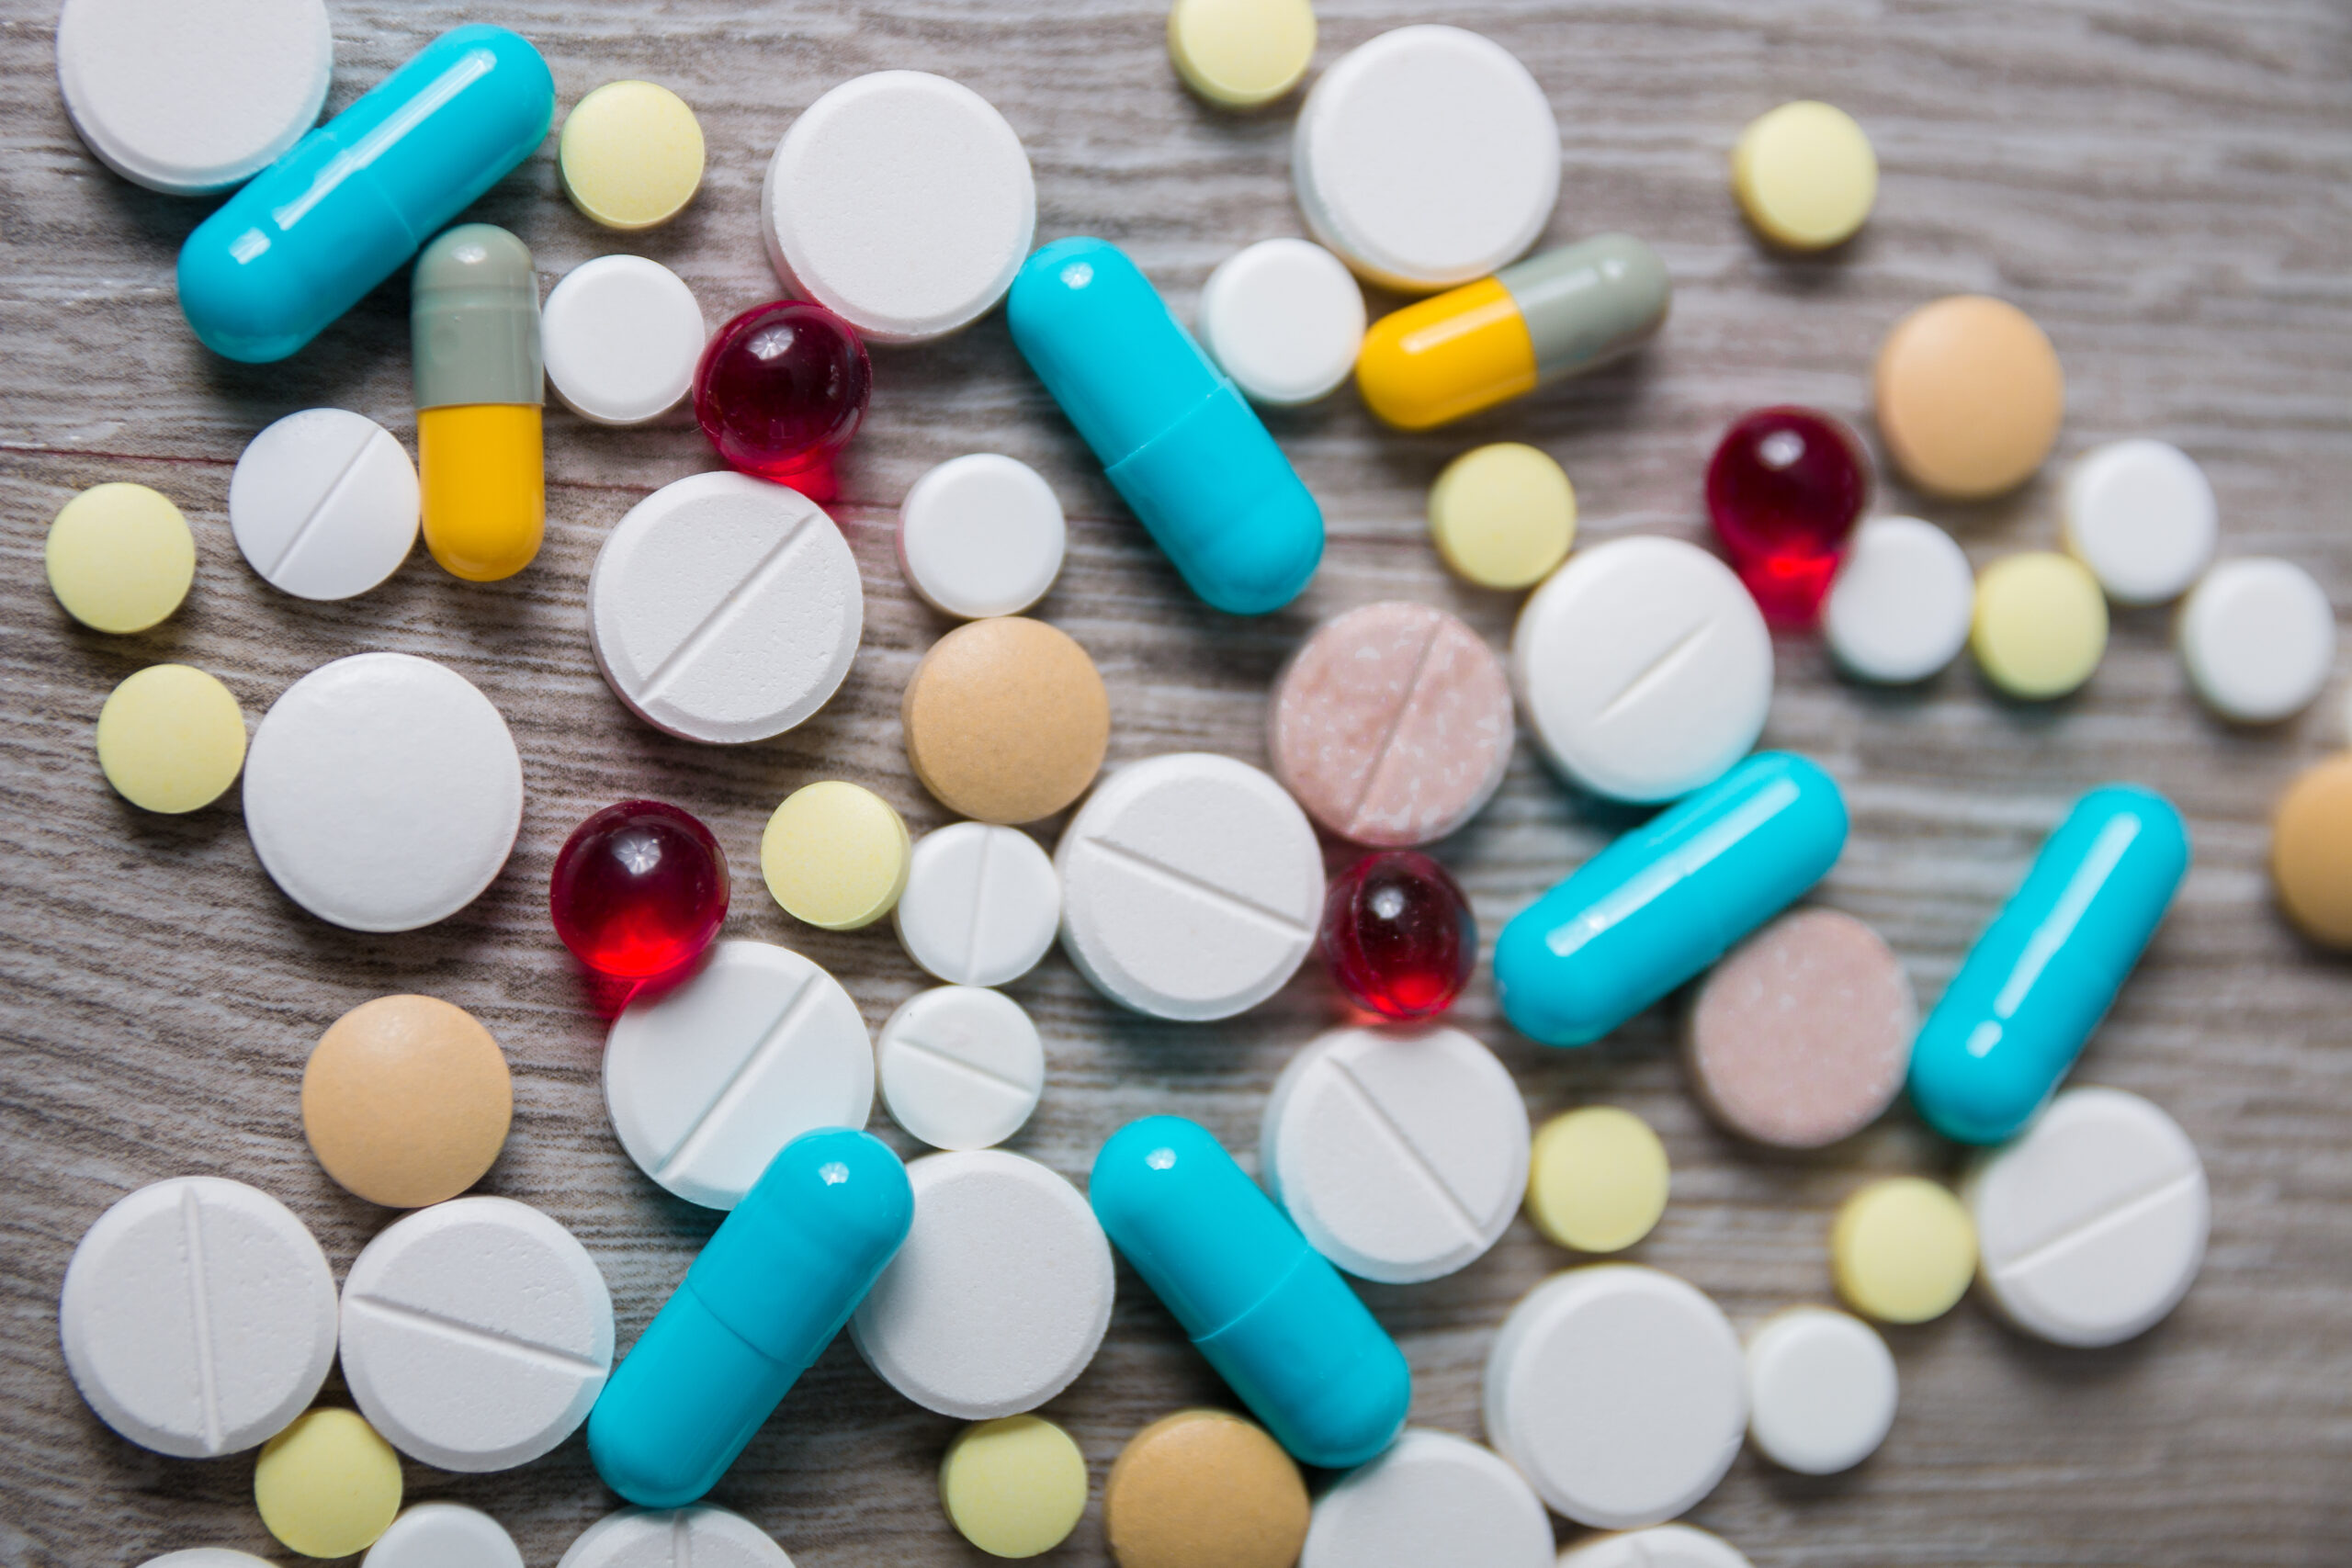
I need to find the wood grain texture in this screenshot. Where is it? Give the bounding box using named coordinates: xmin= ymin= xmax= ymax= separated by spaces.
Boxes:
xmin=4 ymin=1 xmax=2350 ymax=1563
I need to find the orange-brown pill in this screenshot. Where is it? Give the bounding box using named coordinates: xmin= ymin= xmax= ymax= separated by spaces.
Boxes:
xmin=302 ymin=996 xmax=513 ymax=1208
xmin=902 ymin=616 xmax=1110 ymax=824
xmin=1874 ymin=295 xmax=2064 ymax=499
xmin=1104 ymin=1409 xmax=1308 ymax=1568
xmin=2272 ymin=753 xmax=2352 ymax=948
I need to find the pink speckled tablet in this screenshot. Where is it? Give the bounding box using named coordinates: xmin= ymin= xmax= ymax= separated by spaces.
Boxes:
xmin=1686 ymin=908 xmax=1916 ymax=1148
xmin=1269 ymin=601 xmax=1513 ymax=846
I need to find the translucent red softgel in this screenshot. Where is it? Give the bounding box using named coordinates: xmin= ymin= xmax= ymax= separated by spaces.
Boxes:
xmin=694 ymin=299 xmax=871 ymax=501
xmin=1321 ymin=851 xmax=1477 ymax=1022
xmin=551 ymin=800 xmax=729 ymax=979
xmin=1705 ymin=405 xmax=1871 ymax=626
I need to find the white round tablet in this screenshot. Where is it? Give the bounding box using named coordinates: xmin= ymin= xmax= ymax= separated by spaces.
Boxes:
xmin=543 ymin=255 xmax=707 ymax=426
xmin=605 ymin=941 xmax=874 ymax=1211
xmin=1743 ymin=1307 xmax=1897 ymax=1474
xmin=878 ymin=986 xmax=1046 ymax=1151
xmin=1555 ymin=1525 xmax=1755 ymax=1568
xmin=1511 ymin=536 xmax=1773 ymax=803
xmin=56 ymin=0 xmax=330 ymax=195
xmin=894 ymin=821 xmax=1061 ymax=987
xmin=588 ymin=471 xmax=864 ymax=745
xmin=1965 ymin=1086 xmax=2209 ymax=1348
xmin=558 ymin=1506 xmax=794 ymax=1568
xmin=138 ymin=1554 xmax=275 ymax=1568
xmin=364 ymin=1505 xmax=525 ymax=1568
xmin=229 ymin=410 xmax=420 ymax=602
xmin=2062 ymin=438 xmax=2217 ymax=605
xmin=2178 ymin=557 xmax=2336 ymax=724
xmin=1198 ymin=239 xmax=1368 ymax=407
xmin=340 ymin=1197 xmax=613 ymax=1472
xmin=1262 ymin=1024 xmax=1530 ymax=1284
xmin=243 ymin=652 xmax=523 ymax=932
xmin=763 ymin=71 xmax=1036 ymax=344
xmin=1293 ymin=26 xmax=1561 ymax=291
xmin=897 ymin=455 xmax=1068 ymax=620
xmin=1822 ymin=515 xmax=1975 ymax=684
xmin=1055 ymin=753 xmax=1324 ymax=1021
xmin=60 ymin=1177 xmax=336 ymax=1460
xmin=850 ymin=1150 xmax=1114 ymax=1420
xmin=1301 ymin=1428 xmax=1553 ymax=1568
xmin=1484 ymin=1265 xmax=1747 ymax=1529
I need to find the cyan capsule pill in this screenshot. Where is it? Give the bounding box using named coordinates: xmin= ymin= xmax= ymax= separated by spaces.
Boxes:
xmin=1495 ymin=750 xmax=1849 ymax=1046
xmin=1909 ymin=784 xmax=2189 ymax=1145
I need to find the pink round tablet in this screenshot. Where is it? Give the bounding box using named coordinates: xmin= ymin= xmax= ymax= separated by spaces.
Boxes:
xmin=1686 ymin=908 xmax=1916 ymax=1148
xmin=1269 ymin=601 xmax=1513 ymax=847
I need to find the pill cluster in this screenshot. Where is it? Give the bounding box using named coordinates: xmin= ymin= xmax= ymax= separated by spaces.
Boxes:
xmin=36 ymin=2 xmax=2334 ymax=1566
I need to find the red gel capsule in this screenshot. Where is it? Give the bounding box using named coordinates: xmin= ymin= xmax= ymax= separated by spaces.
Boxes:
xmin=694 ymin=299 xmax=871 ymax=501
xmin=551 ymin=800 xmax=729 ymax=979
xmin=1705 ymin=406 xmax=1871 ymax=626
xmin=1321 ymin=851 xmax=1477 ymax=1022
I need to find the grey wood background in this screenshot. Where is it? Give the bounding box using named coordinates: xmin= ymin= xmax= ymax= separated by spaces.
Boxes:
xmin=3 ymin=1 xmax=2348 ymax=1564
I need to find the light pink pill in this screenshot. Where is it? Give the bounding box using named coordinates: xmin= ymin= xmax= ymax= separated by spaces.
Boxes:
xmin=1269 ymin=601 xmax=1513 ymax=847
xmin=1686 ymin=908 xmax=1916 ymax=1148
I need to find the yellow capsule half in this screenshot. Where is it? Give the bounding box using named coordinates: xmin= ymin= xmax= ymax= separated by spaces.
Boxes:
xmin=419 ymin=403 xmax=545 ymax=581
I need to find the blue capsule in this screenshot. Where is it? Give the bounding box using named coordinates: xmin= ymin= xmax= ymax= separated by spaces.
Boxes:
xmin=1909 ymin=785 xmax=2189 ymax=1145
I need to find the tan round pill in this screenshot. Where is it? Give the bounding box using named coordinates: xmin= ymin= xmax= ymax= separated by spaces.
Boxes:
xmin=903 ymin=616 xmax=1111 ymax=824
xmin=1875 ymin=296 xmax=2064 ymax=499
xmin=2272 ymin=753 xmax=2352 ymax=949
xmin=302 ymin=996 xmax=513 ymax=1209
xmin=1104 ymin=1410 xmax=1308 ymax=1568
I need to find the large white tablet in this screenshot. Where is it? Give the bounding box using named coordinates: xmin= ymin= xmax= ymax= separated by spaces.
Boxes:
xmin=557 ymin=1506 xmax=794 ymax=1568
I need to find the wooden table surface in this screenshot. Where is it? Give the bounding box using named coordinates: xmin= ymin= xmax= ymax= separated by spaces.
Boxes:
xmin=4 ymin=1 xmax=2349 ymax=1564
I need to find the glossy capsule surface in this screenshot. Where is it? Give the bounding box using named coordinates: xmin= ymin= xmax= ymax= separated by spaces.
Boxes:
xmin=1909 ymin=785 xmax=2188 ymax=1145
xmin=1495 ymin=751 xmax=1848 ymax=1046
xmin=1090 ymin=1115 xmax=1409 ymax=1469
xmin=414 ymin=223 xmax=544 ymax=581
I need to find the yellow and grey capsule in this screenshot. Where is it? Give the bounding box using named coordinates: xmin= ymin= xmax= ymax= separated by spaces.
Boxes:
xmin=414 ymin=223 xmax=545 ymax=581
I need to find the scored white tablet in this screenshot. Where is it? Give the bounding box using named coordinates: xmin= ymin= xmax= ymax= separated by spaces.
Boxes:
xmin=61 ymin=1178 xmax=337 ymax=1460
xmin=2062 ymin=439 xmax=2217 ymax=605
xmin=1555 ymin=1525 xmax=1756 ymax=1568
xmin=557 ymin=1506 xmax=795 ymax=1568
xmin=894 ymin=821 xmax=1062 ymax=987
xmin=897 ymin=455 xmax=1068 ymax=620
xmin=1822 ymin=515 xmax=1975 ymax=684
xmin=1301 ymin=1428 xmax=1553 ymax=1568
xmin=1744 ymin=1306 xmax=1897 ymax=1474
xmin=878 ymin=987 xmax=1046 ymax=1152
xmin=363 ymin=1505 xmax=526 ymax=1568
xmin=2177 ymin=557 xmax=2336 ymax=724
xmin=1198 ymin=239 xmax=1368 ymax=407
xmin=543 ymin=255 xmax=707 ymax=427
xmin=229 ymin=409 xmax=420 ymax=602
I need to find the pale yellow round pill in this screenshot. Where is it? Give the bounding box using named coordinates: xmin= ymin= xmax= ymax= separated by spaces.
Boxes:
xmin=1972 ymin=551 xmax=2109 ymax=700
xmin=253 ymin=1408 xmax=402 ymax=1559
xmin=560 ymin=81 xmax=706 ymax=231
xmin=1168 ymin=0 xmax=1317 ymax=109
xmin=1733 ymin=101 xmax=1878 ymax=252
xmin=1831 ymin=1176 xmax=1976 ymax=1325
xmin=1527 ymin=1106 xmax=1669 ymax=1253
xmin=940 ymin=1415 xmax=1090 ymax=1559
xmin=762 ymin=781 xmax=911 ymax=931
xmin=1428 ymin=443 xmax=1577 ymax=590
xmin=96 ymin=665 xmax=246 ymax=813
xmin=46 ymin=482 xmax=197 ymax=633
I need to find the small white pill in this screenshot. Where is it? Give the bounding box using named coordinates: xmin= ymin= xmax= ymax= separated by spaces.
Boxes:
xmin=1512 ymin=536 xmax=1773 ymax=803
xmin=243 ymin=653 xmax=523 ymax=932
xmin=229 ymin=410 xmax=420 ymax=602
xmin=1301 ymin=1428 xmax=1553 ymax=1568
xmin=56 ymin=0 xmax=330 ymax=195
xmin=1822 ymin=515 xmax=1975 ymax=684
xmin=1262 ymin=1024 xmax=1530 ymax=1284
xmin=558 ymin=1506 xmax=795 ymax=1568
xmin=1965 ymin=1086 xmax=2209 ymax=1348
xmin=589 ymin=471 xmax=864 ymax=745
xmin=1056 ymin=753 xmax=1324 ymax=1021
xmin=340 ymin=1197 xmax=613 ymax=1473
xmin=138 ymin=1554 xmax=275 ymax=1568
xmin=2062 ymin=439 xmax=2217 ymax=605
xmin=897 ymin=455 xmax=1068 ymax=620
xmin=894 ymin=821 xmax=1061 ymax=987
xmin=763 ymin=71 xmax=1035 ymax=344
xmin=543 ymin=255 xmax=706 ymax=427
xmin=1555 ymin=1525 xmax=1755 ymax=1568
xmin=1197 ymin=239 xmax=1367 ymax=407
xmin=1743 ymin=1307 xmax=1897 ymax=1474
xmin=60 ymin=1178 xmax=336 ymax=1460
xmin=364 ymin=1505 xmax=525 ymax=1568
xmin=1485 ymin=1265 xmax=1747 ymax=1530
xmin=1293 ymin=26 xmax=1560 ymax=291
xmin=605 ymin=941 xmax=874 ymax=1210
xmin=851 ymin=1150 xmax=1114 ymax=1420
xmin=2178 ymin=557 xmax=2336 ymax=724
xmin=878 ymin=986 xmax=1046 ymax=1151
